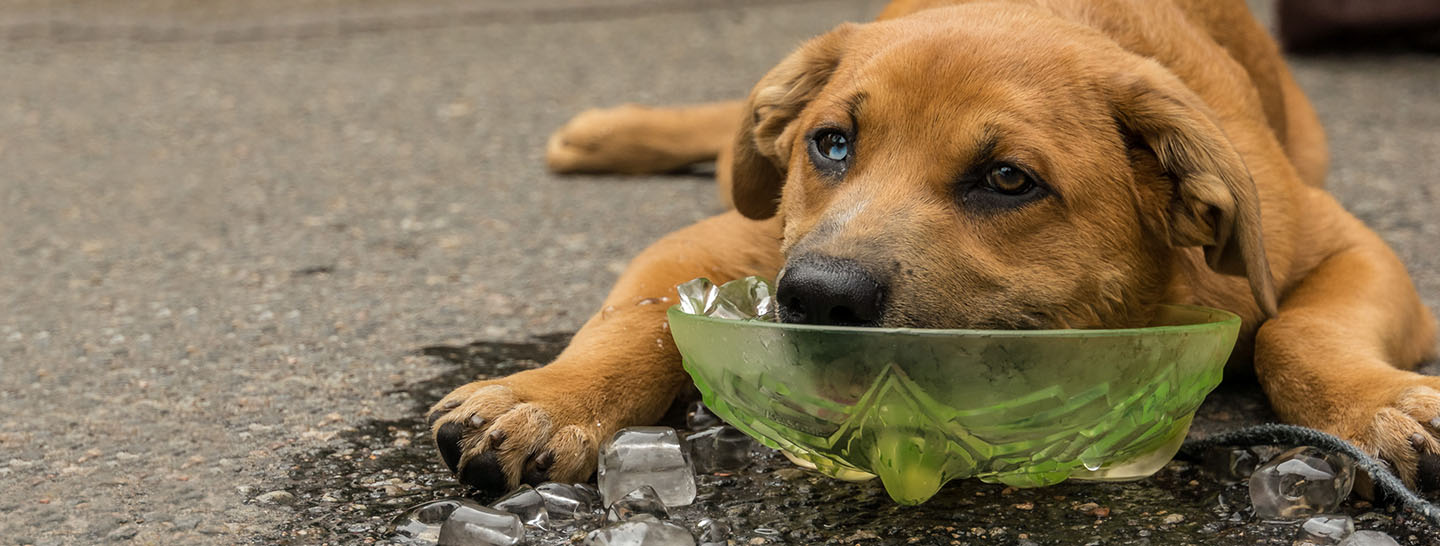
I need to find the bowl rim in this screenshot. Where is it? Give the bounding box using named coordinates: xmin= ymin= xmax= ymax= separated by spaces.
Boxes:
xmin=667 ymin=303 xmax=1241 ymax=339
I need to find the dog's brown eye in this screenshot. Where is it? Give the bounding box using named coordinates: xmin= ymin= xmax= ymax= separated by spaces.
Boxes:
xmin=959 ymin=163 xmax=1049 ymax=213
xmin=984 ymin=165 xmax=1034 ymax=195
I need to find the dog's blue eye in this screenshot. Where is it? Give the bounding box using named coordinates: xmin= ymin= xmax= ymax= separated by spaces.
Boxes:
xmin=814 ymin=131 xmax=849 ymax=162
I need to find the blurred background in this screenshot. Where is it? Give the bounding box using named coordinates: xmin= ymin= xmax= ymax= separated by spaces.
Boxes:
xmin=0 ymin=0 xmax=1435 ymax=543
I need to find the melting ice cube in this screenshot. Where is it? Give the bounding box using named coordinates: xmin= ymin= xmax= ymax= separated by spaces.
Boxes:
xmin=1202 ymin=446 xmax=1261 ymax=484
xmin=675 ymin=276 xmax=777 ymax=321
xmin=688 ymin=426 xmax=756 ymax=474
xmin=490 ymin=485 xmax=549 ymax=529
xmin=534 ymin=482 xmax=602 ymax=526
xmin=598 ymin=427 xmax=697 ymax=507
xmin=436 ymin=500 xmax=523 ymax=546
xmin=676 ymin=279 xmax=718 ymax=316
xmin=1248 ymin=446 xmax=1355 ymax=521
xmin=1296 ymin=514 xmax=1354 ymax=545
xmin=388 ymin=498 xmax=464 ymax=543
xmin=697 ymin=518 xmax=729 ymax=546
xmin=712 ymin=276 xmax=776 ymax=320
xmin=606 ymin=485 xmax=669 ymax=522
xmin=583 ymin=515 xmax=696 ymax=546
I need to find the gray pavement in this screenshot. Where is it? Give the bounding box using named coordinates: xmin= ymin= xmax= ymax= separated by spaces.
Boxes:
xmin=0 ymin=0 xmax=1437 ymax=544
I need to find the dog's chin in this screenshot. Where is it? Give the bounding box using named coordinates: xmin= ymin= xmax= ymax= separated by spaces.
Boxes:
xmin=776 ymin=304 xmax=1056 ymax=330
xmin=775 ymin=300 xmax=1114 ymax=331
xmin=877 ymin=306 xmax=1085 ymax=331
xmin=775 ymin=305 xmax=880 ymax=328
xmin=900 ymin=314 xmax=1054 ymax=331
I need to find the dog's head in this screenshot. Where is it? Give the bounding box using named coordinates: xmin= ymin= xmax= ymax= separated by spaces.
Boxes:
xmin=731 ymin=5 xmax=1277 ymax=330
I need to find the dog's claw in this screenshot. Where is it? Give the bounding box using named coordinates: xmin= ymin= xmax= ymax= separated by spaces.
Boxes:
xmin=520 ymin=450 xmax=557 ymax=486
xmin=488 ymin=428 xmax=508 ymax=448
xmin=426 ymin=400 xmax=462 ymax=428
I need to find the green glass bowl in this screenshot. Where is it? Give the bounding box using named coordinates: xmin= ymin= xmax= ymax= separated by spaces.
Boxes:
xmin=667 ymin=304 xmax=1240 ymax=505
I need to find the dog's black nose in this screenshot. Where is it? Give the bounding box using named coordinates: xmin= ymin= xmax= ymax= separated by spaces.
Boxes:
xmin=777 ymin=256 xmax=886 ymax=326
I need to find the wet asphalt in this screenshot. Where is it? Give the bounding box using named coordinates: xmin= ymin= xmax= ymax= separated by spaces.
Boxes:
xmin=1 ymin=0 xmax=1437 ymax=544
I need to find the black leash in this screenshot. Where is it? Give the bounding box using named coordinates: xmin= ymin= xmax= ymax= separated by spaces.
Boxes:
xmin=1177 ymin=423 xmax=1440 ymax=528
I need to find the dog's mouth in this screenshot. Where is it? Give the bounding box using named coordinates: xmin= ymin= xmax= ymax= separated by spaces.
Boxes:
xmin=941 ymin=313 xmax=1054 ymax=331
xmin=772 ymin=252 xmax=1130 ymax=331
xmin=775 ymin=294 xmax=1058 ymax=331
xmin=776 ymin=283 xmax=1093 ymax=332
xmin=774 ymin=287 xmax=887 ymax=328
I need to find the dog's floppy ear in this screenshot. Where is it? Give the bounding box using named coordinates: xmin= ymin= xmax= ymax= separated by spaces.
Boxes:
xmin=1113 ymin=60 xmax=1279 ymax=318
xmin=730 ymin=24 xmax=855 ymax=219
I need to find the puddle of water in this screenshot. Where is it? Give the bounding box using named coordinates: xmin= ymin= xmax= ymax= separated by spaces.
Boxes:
xmin=256 ymin=335 xmax=1440 ymax=545
xmin=256 ymin=334 xmax=569 ymax=544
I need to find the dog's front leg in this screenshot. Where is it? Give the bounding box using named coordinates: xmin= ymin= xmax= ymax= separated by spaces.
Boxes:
xmin=427 ymin=211 xmax=782 ymax=492
xmin=1255 ymin=225 xmax=1438 ymax=486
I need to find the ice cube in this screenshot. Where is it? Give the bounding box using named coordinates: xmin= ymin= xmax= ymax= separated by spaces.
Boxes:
xmin=1202 ymin=446 xmax=1260 ymax=484
xmin=696 ymin=518 xmax=729 ymax=546
xmin=606 ymin=486 xmax=669 ymax=522
xmin=688 ymin=426 xmax=755 ymax=473
xmin=583 ymin=515 xmax=697 ymax=546
xmin=676 ymin=276 xmax=777 ymax=321
xmin=1296 ymin=514 xmax=1354 ymax=545
xmin=490 ymin=485 xmax=549 ymax=529
xmin=535 ymin=482 xmax=602 ymax=526
xmin=436 ymin=500 xmax=523 ymax=546
xmin=1338 ymin=530 xmax=1401 ymax=546
xmin=677 ymin=279 xmax=718 ymax=316
xmin=1248 ymin=446 xmax=1355 ymax=521
xmin=576 ymin=482 xmax=603 ymax=498
xmin=388 ymin=498 xmax=464 ymax=543
xmin=712 ymin=276 xmax=776 ymax=320
xmin=685 ymin=400 xmax=721 ymax=431
xmin=598 ymin=427 xmax=697 ymax=507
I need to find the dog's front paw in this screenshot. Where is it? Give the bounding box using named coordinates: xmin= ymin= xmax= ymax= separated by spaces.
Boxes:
xmin=548 ymin=105 xmax=641 ymax=174
xmin=546 ymin=104 xmax=689 ymax=174
xmin=426 ymin=370 xmax=606 ymax=493
xmin=1343 ymin=379 xmax=1440 ymax=488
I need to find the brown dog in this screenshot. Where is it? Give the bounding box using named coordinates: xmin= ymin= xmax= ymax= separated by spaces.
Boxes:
xmin=429 ymin=0 xmax=1439 ymax=493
